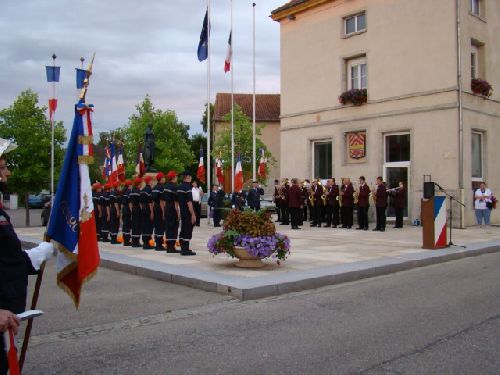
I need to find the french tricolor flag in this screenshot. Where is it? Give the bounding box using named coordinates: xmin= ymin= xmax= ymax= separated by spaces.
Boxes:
xmin=258 ymin=148 xmax=267 ymax=179
xmin=117 ymin=145 xmax=125 ymax=182
xmin=197 ymin=147 xmax=206 ymax=183
xmin=109 ymin=142 xmax=118 ymax=183
xmin=216 ymin=157 xmax=224 ymax=186
xmin=47 ymin=99 xmax=100 ymax=307
xmin=234 ymin=154 xmax=243 ymax=192
xmin=224 ymin=31 xmax=232 ymax=73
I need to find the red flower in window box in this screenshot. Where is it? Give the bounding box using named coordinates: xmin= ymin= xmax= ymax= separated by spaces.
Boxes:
xmin=471 ymin=78 xmax=493 ymax=97
xmin=339 ymin=89 xmax=367 ymax=106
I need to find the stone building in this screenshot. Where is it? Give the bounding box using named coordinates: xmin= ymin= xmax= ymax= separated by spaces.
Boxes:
xmin=213 ymin=93 xmax=280 ymax=195
xmin=271 ymin=0 xmax=499 ymax=226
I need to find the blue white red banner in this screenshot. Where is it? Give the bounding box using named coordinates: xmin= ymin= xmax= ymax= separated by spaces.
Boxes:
xmin=47 ymin=99 xmax=100 ymax=307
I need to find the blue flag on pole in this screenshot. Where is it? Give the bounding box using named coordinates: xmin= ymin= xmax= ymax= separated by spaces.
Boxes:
xmin=197 ymin=8 xmax=209 ymax=61
xmin=76 ymin=68 xmax=87 ymax=89
xmin=46 ymin=66 xmax=61 ymax=82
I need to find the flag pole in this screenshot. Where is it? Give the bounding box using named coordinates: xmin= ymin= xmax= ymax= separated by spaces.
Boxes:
xmin=252 ymin=3 xmax=256 ymax=182
xmin=230 ymin=0 xmax=235 ymax=193
xmin=207 ymin=0 xmax=211 ymax=198
xmin=50 ymin=53 xmax=56 ymax=207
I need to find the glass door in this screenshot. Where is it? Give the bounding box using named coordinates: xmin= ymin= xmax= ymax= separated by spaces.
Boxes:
xmin=384 ymin=166 xmax=409 ymax=218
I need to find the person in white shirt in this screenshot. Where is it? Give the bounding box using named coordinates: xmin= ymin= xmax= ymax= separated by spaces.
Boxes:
xmin=474 ymin=182 xmax=492 ymax=227
xmin=191 ymin=181 xmax=203 ymax=227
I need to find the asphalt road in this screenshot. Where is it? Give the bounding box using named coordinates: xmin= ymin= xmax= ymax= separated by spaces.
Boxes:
xmin=20 ymin=252 xmax=500 ymax=375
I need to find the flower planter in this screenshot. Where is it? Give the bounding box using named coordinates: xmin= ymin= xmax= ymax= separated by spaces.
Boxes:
xmin=233 ymin=246 xmax=266 ymax=268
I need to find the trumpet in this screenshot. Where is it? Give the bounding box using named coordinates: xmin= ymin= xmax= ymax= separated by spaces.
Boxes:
xmin=353 ymin=192 xmax=359 ymax=205
xmin=336 ymin=195 xmax=343 ymax=207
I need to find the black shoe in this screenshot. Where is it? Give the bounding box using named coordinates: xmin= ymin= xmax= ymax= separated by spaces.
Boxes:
xmin=380 ymin=228 xmax=385 ymax=232
xmin=364 ymin=227 xmax=369 ymax=231
xmin=154 ymin=247 xmax=165 ymax=252
xmin=180 ymin=250 xmax=196 ymax=256
xmin=323 ymin=225 xmax=331 ymax=228
xmin=372 ymin=228 xmax=380 ymax=231
xmin=123 ymin=242 xmax=131 ymax=247
xmin=332 ymin=225 xmax=337 ymax=228
xmin=356 ymin=227 xmax=363 ymax=230
xmin=166 ymin=247 xmax=181 ymax=253
xmin=132 ymin=243 xmax=141 ymax=248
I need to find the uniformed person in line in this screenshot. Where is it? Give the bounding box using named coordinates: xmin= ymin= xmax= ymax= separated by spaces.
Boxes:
xmin=280 ymin=179 xmax=290 ymax=226
xmin=324 ymin=179 xmax=334 ymax=227
xmin=91 ymin=182 xmax=102 ymax=241
xmin=130 ymin=177 xmax=143 ymax=248
xmin=329 ymin=178 xmax=340 ymax=228
xmin=109 ymin=181 xmax=121 ymax=244
xmin=152 ymin=172 xmax=166 ymax=251
xmin=140 ymin=175 xmax=154 ymax=250
xmin=312 ymin=179 xmax=324 ymax=227
xmin=356 ymin=176 xmax=371 ymax=231
xmin=177 ymin=171 xmax=197 ymax=256
xmin=161 ymin=171 xmax=181 ymax=253
xmin=100 ymin=182 xmax=112 ymax=241
xmin=121 ymin=179 xmax=133 ymax=246
xmin=373 ymin=176 xmax=388 ymax=232
xmin=273 ymin=179 xmax=281 ymax=222
xmin=342 ymin=177 xmax=354 ymax=229
xmin=302 ymin=179 xmax=310 ymax=224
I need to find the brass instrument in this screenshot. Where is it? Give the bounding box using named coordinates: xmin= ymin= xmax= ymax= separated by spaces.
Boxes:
xmin=369 ymin=192 xmax=376 ymax=204
xmin=387 ymin=187 xmax=401 ymax=194
xmin=336 ymin=195 xmax=343 ymax=207
xmin=309 ymin=193 xmax=315 ymax=205
xmin=353 ymin=191 xmax=359 ymax=205
xmin=321 ymin=194 xmax=327 ymax=205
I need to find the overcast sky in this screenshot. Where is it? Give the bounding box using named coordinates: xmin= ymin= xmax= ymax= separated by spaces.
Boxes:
xmin=0 ymin=0 xmax=284 ymax=136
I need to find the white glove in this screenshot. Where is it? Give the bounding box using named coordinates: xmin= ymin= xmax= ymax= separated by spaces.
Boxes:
xmin=25 ymin=242 xmax=54 ymax=271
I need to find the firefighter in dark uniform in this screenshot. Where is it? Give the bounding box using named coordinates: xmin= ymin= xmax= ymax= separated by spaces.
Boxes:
xmin=92 ymin=182 xmax=102 ymax=241
xmin=100 ymin=183 xmax=111 ymax=241
xmin=140 ymin=175 xmax=154 ymax=250
xmin=121 ymin=179 xmax=133 ymax=246
xmin=152 ymin=172 xmax=166 ymax=251
xmin=130 ymin=177 xmax=143 ymax=248
xmin=177 ymin=171 xmax=197 ymax=256
xmin=162 ymin=171 xmax=181 ymax=253
xmin=109 ymin=181 xmax=121 ymax=244
xmin=0 ymin=138 xmax=54 ymax=374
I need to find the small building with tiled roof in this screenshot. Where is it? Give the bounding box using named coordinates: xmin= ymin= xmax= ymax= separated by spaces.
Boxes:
xmin=213 ymin=93 xmax=281 ymax=194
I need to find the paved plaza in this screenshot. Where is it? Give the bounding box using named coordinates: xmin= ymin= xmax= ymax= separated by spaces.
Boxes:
xmin=16 ymin=218 xmax=500 ymax=300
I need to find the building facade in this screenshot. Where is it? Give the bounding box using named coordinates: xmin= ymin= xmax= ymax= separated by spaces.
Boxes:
xmin=213 ymin=93 xmax=280 ymax=195
xmin=272 ymin=0 xmax=500 ymax=226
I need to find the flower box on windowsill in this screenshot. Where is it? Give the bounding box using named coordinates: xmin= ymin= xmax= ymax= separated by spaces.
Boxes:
xmin=471 ymin=78 xmax=493 ymax=97
xmin=339 ymin=89 xmax=367 ymax=106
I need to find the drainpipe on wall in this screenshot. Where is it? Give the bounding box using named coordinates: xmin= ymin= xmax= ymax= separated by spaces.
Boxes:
xmin=456 ymin=0 xmax=466 ymax=228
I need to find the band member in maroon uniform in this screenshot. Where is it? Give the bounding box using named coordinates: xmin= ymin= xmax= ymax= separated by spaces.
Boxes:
xmin=288 ymin=178 xmax=303 ymax=230
xmin=324 ymin=179 xmax=333 ymax=227
xmin=389 ymin=181 xmax=406 ymax=228
xmin=273 ymin=179 xmax=281 ymax=222
xmin=342 ymin=178 xmax=354 ymax=229
xmin=373 ymin=176 xmax=388 ymax=231
xmin=312 ymin=179 xmax=324 ymax=228
xmin=356 ymin=176 xmax=370 ymax=231
xmin=280 ymin=179 xmax=290 ymax=225
xmin=329 ymin=178 xmax=340 ymax=228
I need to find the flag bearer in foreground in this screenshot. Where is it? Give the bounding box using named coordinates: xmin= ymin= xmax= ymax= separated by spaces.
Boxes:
xmin=0 ymin=138 xmax=54 ymax=374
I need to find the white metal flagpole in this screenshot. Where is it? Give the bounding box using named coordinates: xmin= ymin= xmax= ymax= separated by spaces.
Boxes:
xmin=207 ymin=0 xmax=211 ymax=196
xmin=230 ymin=0 xmax=235 ymax=193
xmin=50 ymin=54 xmax=56 ymax=206
xmin=252 ymin=2 xmax=256 ymax=182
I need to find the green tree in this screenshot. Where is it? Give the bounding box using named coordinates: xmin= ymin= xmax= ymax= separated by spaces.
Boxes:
xmin=0 ymin=89 xmax=66 ymax=226
xmin=213 ymin=105 xmax=275 ymax=186
xmin=200 ymin=102 xmax=214 ymax=133
xmin=122 ymin=95 xmax=194 ymax=176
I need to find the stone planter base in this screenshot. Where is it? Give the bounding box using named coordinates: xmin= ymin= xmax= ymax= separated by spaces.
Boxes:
xmin=233 ymin=247 xmax=266 ymax=268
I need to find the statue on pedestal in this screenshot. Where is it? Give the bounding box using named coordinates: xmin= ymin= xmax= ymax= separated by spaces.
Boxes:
xmin=143 ymin=123 xmax=156 ymax=172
